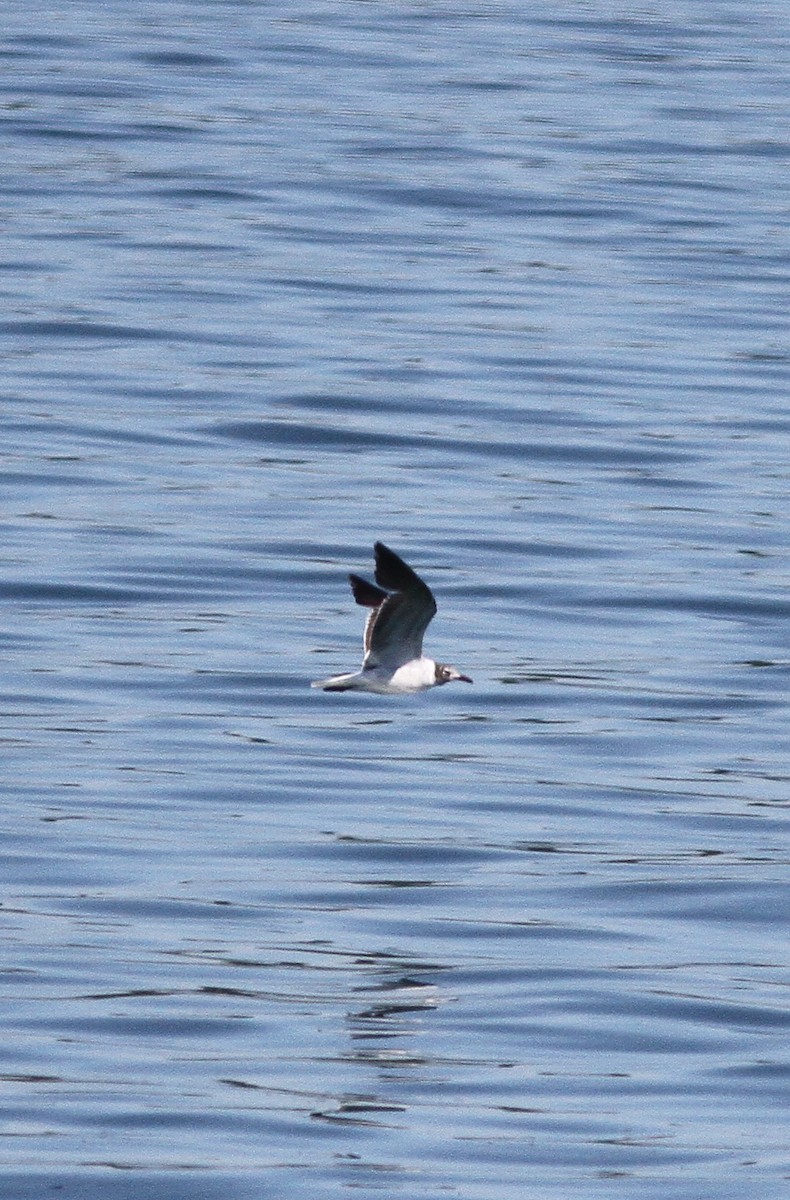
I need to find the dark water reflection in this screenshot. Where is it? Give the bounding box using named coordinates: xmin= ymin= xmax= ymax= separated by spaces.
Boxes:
xmin=1 ymin=1 xmax=789 ymax=1198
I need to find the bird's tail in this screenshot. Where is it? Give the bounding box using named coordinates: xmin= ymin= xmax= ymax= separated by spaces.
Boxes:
xmin=310 ymin=672 xmax=362 ymax=692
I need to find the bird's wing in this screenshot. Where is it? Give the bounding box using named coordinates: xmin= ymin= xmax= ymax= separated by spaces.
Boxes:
xmin=364 ymin=591 xmax=435 ymax=669
xmin=349 ymin=574 xmax=389 ymax=656
xmin=373 ymin=541 xmax=434 ymax=598
xmin=363 ymin=543 xmax=437 ymax=669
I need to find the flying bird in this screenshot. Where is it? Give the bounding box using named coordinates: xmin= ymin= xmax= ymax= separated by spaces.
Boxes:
xmin=312 ymin=541 xmax=473 ymax=694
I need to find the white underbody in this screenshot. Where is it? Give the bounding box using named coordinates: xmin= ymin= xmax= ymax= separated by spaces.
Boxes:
xmin=312 ymin=656 xmax=438 ymax=694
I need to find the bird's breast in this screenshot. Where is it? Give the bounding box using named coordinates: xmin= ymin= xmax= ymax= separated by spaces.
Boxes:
xmin=387 ymin=658 xmax=437 ymax=692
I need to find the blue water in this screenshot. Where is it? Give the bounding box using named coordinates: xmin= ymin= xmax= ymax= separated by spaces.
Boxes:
xmin=1 ymin=2 xmax=789 ymax=1197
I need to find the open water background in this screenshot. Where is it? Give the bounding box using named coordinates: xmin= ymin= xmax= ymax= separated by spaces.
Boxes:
xmin=1 ymin=2 xmax=789 ymax=1197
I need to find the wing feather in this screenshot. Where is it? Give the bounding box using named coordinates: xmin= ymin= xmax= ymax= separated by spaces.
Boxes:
xmin=363 ymin=543 xmax=437 ymax=669
xmin=349 ymin=574 xmax=390 ymax=656
xmin=349 ymin=574 xmax=388 ymax=608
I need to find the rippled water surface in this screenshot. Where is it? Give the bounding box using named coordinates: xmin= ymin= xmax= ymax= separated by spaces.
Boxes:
xmin=2 ymin=2 xmax=789 ymax=1197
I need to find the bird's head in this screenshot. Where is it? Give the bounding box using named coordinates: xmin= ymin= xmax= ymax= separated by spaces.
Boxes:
xmin=435 ymin=663 xmax=473 ymax=686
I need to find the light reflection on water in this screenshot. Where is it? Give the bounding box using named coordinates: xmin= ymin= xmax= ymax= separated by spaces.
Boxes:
xmin=1 ymin=1 xmax=789 ymax=1198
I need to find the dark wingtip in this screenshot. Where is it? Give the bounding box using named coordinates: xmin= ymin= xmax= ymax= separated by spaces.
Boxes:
xmin=374 ymin=541 xmax=400 ymax=563
xmin=373 ymin=540 xmax=426 ymax=593
xmin=349 ymin=573 xmax=388 ymax=608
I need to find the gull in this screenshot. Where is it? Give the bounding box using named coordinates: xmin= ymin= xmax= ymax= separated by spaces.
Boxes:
xmin=311 ymin=541 xmax=473 ymax=694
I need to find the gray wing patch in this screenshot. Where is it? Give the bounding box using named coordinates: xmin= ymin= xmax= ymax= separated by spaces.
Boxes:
xmin=365 ymin=591 xmax=435 ymax=669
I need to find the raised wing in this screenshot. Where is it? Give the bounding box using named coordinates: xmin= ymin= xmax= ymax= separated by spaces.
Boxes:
xmin=363 ymin=542 xmax=437 ymax=670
